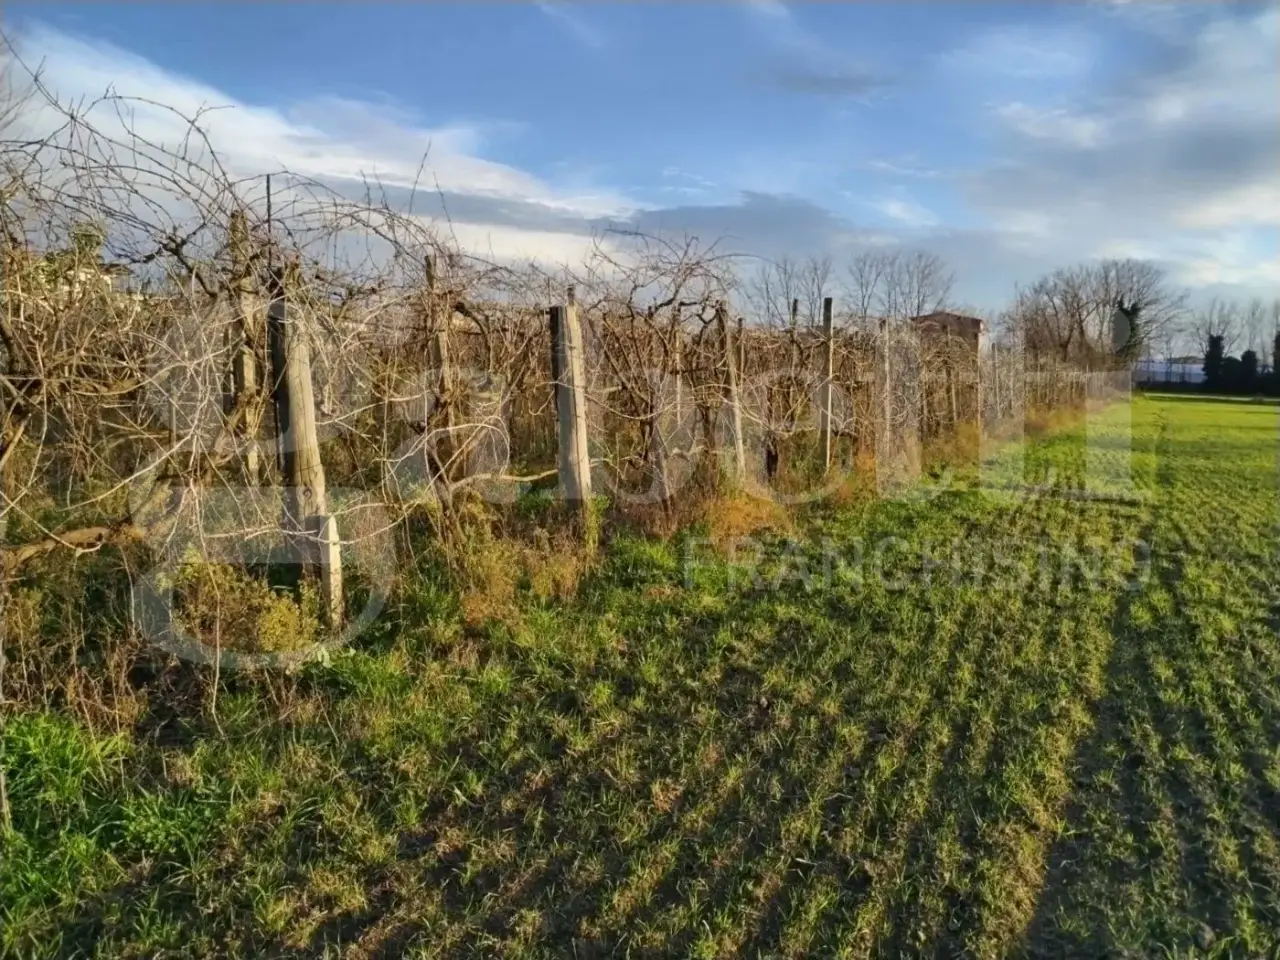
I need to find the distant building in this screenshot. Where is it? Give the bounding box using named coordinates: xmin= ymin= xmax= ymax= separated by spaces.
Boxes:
xmin=7 ymin=244 xmax=137 ymax=302
xmin=909 ymin=311 xmax=987 ymax=353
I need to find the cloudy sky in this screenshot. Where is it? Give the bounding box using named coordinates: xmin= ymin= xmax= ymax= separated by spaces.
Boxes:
xmin=3 ymin=1 xmax=1277 ymax=312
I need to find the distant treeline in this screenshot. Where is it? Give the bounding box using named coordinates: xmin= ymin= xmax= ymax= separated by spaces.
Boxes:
xmin=1141 ymin=332 xmax=1280 ymax=396
xmin=1199 ymin=332 xmax=1280 ymax=395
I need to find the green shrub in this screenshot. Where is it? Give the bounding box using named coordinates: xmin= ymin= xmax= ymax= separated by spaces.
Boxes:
xmin=172 ymin=555 xmax=322 ymax=654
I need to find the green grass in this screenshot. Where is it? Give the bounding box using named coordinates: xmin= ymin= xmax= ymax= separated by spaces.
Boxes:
xmin=3 ymin=395 xmax=1279 ymax=958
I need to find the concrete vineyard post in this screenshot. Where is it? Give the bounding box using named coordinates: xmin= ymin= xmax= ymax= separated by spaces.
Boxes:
xmin=267 ymin=262 xmax=342 ymax=628
xmin=716 ymin=300 xmax=747 ymax=483
xmin=229 ymin=210 xmax=262 ymax=484
xmin=818 ymin=296 xmax=834 ymax=472
xmin=549 ymin=287 xmax=593 ymax=511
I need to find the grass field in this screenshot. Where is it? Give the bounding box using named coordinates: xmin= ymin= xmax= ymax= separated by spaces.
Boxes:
xmin=3 ymin=394 xmax=1279 ymax=958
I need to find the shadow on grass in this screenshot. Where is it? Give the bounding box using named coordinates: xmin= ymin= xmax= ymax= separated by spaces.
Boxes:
xmin=1020 ymin=436 xmax=1280 ymax=957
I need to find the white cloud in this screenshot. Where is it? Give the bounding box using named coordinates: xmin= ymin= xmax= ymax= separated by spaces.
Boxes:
xmin=1132 ymin=7 xmax=1279 ymax=128
xmin=534 ymin=2 xmax=607 ymax=50
xmin=866 ymin=157 xmax=946 ymax=180
xmin=942 ymin=24 xmax=1097 ymax=81
xmin=996 ymin=102 xmax=1109 ymax=149
xmin=964 ymin=4 xmax=1279 ymax=302
xmin=1177 ymin=256 xmax=1280 ymax=291
xmin=994 ymin=211 xmax=1052 ymax=240
xmin=2 ymin=21 xmax=638 ymax=264
xmin=655 ymin=167 xmax=722 ymax=200
xmin=440 ymin=221 xmax=608 ymax=266
xmin=740 ymin=0 xmax=884 ymax=99
xmin=870 ymin=193 xmax=938 ymax=228
xmin=1088 ymin=0 xmax=1199 ymax=42
xmin=4 ymin=10 xmax=1275 ymax=309
xmin=1178 ymin=184 xmax=1280 ymax=231
xmin=1093 ymin=229 xmax=1280 ymax=293
xmin=1166 ymin=230 xmax=1280 ymax=290
xmin=742 ymin=0 xmax=791 ymax=21
xmin=1094 ymin=238 xmax=1159 ymax=261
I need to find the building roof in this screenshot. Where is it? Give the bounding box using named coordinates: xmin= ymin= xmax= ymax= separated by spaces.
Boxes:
xmin=910 ymin=311 xmax=985 ymax=332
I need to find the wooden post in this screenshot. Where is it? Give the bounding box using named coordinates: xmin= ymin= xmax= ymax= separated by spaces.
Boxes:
xmin=267 ymin=262 xmax=342 ymax=628
xmin=788 ymin=297 xmax=800 ymax=396
xmin=716 ymin=300 xmax=747 ymax=482
xmin=549 ymin=286 xmax=592 ymax=507
xmin=427 ymin=257 xmax=453 ymax=455
xmin=425 ymin=255 xmax=455 ymax=487
xmin=874 ymin=315 xmax=899 ymax=493
xmin=168 ymin=382 xmax=179 ymax=447
xmin=879 ymin=317 xmax=892 ymax=443
xmin=948 ymin=364 xmax=958 ymax=428
xmin=736 ymin=315 xmax=746 ymax=380
xmin=992 ymin=348 xmax=1001 ymax=421
xmin=229 ymin=211 xmax=262 ymax=484
xmin=221 ymin=324 xmax=234 ymax=416
xmin=788 ymin=296 xmax=800 ymax=356
xmin=975 ymin=321 xmax=984 ymax=426
xmin=818 ymin=296 xmax=834 ymax=472
xmin=672 ymin=313 xmax=683 ymax=425
xmin=782 ymin=297 xmax=800 ymax=477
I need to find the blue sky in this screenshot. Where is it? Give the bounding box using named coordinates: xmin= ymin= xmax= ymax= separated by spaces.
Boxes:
xmin=3 ymin=1 xmax=1277 ymax=312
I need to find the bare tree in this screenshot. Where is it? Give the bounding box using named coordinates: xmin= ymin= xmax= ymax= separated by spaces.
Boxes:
xmin=884 ymin=250 xmax=954 ymax=322
xmin=1190 ymin=298 xmax=1241 ymax=358
xmin=1271 ymin=298 xmax=1280 ymax=373
xmin=744 ymin=254 xmax=831 ymax=331
xmin=1010 ymin=265 xmax=1094 ymax=362
xmin=838 ymin=248 xmax=953 ymax=327
xmin=1093 ymin=259 xmax=1186 ymax=356
xmin=1011 ymin=259 xmax=1185 ymax=364
xmin=842 ymin=250 xmax=892 ymax=332
xmin=1242 ymin=297 xmax=1267 ymax=365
